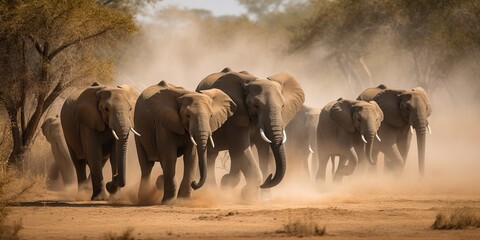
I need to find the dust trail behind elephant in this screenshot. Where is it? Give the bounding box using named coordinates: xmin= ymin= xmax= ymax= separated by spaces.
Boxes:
xmin=61 ymin=7 xmax=480 ymax=205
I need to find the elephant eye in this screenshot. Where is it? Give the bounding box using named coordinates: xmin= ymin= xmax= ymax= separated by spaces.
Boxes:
xmin=104 ymin=107 xmax=109 ymax=112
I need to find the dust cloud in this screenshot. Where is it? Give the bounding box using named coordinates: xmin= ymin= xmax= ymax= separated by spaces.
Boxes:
xmin=29 ymin=8 xmax=480 ymax=206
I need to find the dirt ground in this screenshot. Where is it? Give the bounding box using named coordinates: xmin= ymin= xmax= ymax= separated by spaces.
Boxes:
xmin=7 ymin=180 xmax=480 ymax=240
xmin=7 ymin=115 xmax=480 ymax=240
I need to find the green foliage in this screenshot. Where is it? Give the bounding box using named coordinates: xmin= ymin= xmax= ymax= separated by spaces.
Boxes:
xmin=432 ymin=208 xmax=480 ymax=230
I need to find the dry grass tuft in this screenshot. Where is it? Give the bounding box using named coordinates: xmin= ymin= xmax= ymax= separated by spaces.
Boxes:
xmin=103 ymin=228 xmax=135 ymax=240
xmin=432 ymin=208 xmax=480 ymax=230
xmin=279 ymin=209 xmax=326 ymax=237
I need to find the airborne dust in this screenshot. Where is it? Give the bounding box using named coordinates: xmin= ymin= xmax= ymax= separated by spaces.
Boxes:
xmin=29 ymin=8 xmax=480 ymax=206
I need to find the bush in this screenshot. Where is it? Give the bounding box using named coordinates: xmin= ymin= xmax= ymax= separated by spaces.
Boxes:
xmin=432 ymin=208 xmax=480 ymax=230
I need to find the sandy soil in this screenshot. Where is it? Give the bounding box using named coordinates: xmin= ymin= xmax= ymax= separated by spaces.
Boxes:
xmin=7 ymin=185 xmax=480 ymax=240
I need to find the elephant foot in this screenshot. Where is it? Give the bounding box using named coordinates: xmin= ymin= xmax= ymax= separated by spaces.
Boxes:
xmin=91 ymin=189 xmax=108 ymax=201
xmin=177 ymin=185 xmax=192 ymax=199
xmin=240 ymin=186 xmax=260 ymax=203
xmin=155 ymin=175 xmax=164 ymax=191
xmin=332 ymin=174 xmax=343 ymax=183
xmin=106 ymin=181 xmax=119 ymax=194
xmin=220 ymin=174 xmax=240 ymax=190
xmin=161 ymin=195 xmax=175 ymax=205
xmin=260 ymin=189 xmax=272 ymax=202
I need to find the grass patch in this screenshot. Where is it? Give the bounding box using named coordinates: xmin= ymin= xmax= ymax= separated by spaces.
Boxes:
xmin=103 ymin=228 xmax=135 ymax=240
xmin=432 ymin=208 xmax=480 ymax=230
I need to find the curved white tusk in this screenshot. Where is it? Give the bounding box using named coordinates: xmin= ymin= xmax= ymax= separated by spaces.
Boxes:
xmin=282 ymin=129 xmax=287 ymax=144
xmin=111 ymin=129 xmax=119 ymax=140
xmin=190 ymin=135 xmax=197 ymax=146
xmin=361 ymin=134 xmax=367 ymax=144
xmin=427 ymin=125 xmax=432 ymax=134
xmin=259 ymin=128 xmax=272 ymax=143
xmin=130 ymin=128 xmax=141 ymax=137
xmin=410 ymin=125 xmax=415 ymax=134
xmin=376 ymin=133 xmax=381 ymax=142
xmin=308 ymin=145 xmax=314 ymax=154
xmin=209 ymin=135 xmax=215 ymax=148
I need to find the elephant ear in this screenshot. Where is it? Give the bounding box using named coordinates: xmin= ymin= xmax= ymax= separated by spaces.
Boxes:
xmin=374 ymin=89 xmax=404 ymax=127
xmin=207 ymin=72 xmax=255 ymax=127
xmin=147 ymin=84 xmax=188 ymax=135
xmin=267 ymin=72 xmax=305 ymax=125
xmin=412 ymin=87 xmax=432 ymax=117
xmin=330 ymin=99 xmax=355 ymax=133
xmin=200 ymin=89 xmax=237 ymax=132
xmin=75 ymin=86 xmax=106 ymax=132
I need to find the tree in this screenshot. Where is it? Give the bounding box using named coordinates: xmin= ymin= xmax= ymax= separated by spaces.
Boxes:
xmin=291 ymin=0 xmax=390 ymax=94
xmin=0 ymin=0 xmax=136 ymax=165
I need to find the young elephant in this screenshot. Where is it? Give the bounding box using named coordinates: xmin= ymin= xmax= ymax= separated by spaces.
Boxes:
xmin=316 ymin=98 xmax=384 ymax=182
xmin=41 ymin=115 xmax=75 ymax=189
xmin=134 ymin=81 xmax=236 ymax=203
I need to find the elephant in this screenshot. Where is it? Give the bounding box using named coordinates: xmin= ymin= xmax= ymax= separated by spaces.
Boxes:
xmin=60 ymin=84 xmax=139 ymax=200
xmin=41 ymin=115 xmax=75 ymax=189
xmin=316 ymin=98 xmax=384 ymax=182
xmin=357 ymin=84 xmax=432 ymax=176
xmin=196 ymin=68 xmax=305 ymax=199
xmin=134 ymin=81 xmax=236 ymax=203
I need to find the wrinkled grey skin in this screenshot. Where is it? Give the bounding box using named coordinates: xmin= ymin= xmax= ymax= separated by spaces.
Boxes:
xmin=316 ymin=98 xmax=384 ymax=182
xmin=41 ymin=115 xmax=75 ymax=189
xmin=61 ymin=84 xmax=138 ymax=200
xmin=197 ymin=68 xmax=305 ymax=200
xmin=357 ymin=84 xmax=432 ymax=176
xmin=134 ymin=81 xmax=236 ymax=204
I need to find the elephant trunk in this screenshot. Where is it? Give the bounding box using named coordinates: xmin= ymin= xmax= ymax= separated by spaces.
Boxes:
xmin=260 ymin=110 xmax=286 ymax=188
xmin=364 ymin=132 xmax=376 ymax=165
xmin=111 ymin=110 xmax=131 ymax=188
xmin=190 ymin=118 xmax=209 ymax=190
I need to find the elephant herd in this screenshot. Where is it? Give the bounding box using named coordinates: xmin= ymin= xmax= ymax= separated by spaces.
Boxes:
xmin=41 ymin=68 xmax=432 ymax=203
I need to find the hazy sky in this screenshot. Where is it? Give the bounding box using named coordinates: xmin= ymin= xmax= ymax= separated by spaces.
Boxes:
xmin=157 ymin=0 xmax=247 ymax=16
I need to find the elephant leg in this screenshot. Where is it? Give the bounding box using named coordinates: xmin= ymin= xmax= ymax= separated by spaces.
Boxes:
xmin=178 ymin=144 xmax=197 ymax=199
xmin=159 ymin=149 xmax=178 ymax=204
xmin=107 ymin=143 xmax=119 ymax=195
xmin=342 ymin=147 xmax=359 ymax=176
xmin=220 ymin=153 xmax=242 ymax=190
xmin=48 ymin=162 xmax=59 ymax=181
xmin=315 ymin=153 xmax=330 ymax=182
xmin=54 ymin=143 xmax=75 ymax=187
xmin=333 ymin=156 xmax=348 ymax=183
xmin=136 ymin=138 xmax=154 ymax=203
xmin=235 ymin=146 xmax=262 ymax=201
xmin=397 ymin=130 xmax=412 ymax=167
xmin=206 ymin=149 xmax=219 ymax=188
xmin=81 ymin=129 xmax=106 ymax=201
xmin=383 ymin=143 xmax=404 ymax=174
xmin=257 ymin=142 xmax=272 ymax=183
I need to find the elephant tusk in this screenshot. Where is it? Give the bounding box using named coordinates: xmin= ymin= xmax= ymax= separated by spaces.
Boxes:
xmin=410 ymin=125 xmax=415 ymax=134
xmin=209 ymin=135 xmax=215 ymax=148
xmin=282 ymin=129 xmax=287 ymax=144
xmin=361 ymin=134 xmax=367 ymax=144
xmin=130 ymin=128 xmax=141 ymax=137
xmin=376 ymin=133 xmax=381 ymax=142
xmin=111 ymin=129 xmax=119 ymax=140
xmin=308 ymin=144 xmax=314 ymax=154
xmin=190 ymin=135 xmax=197 ymax=146
xmin=259 ymin=128 xmax=272 ymax=143
xmin=427 ymin=125 xmax=432 ymax=134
